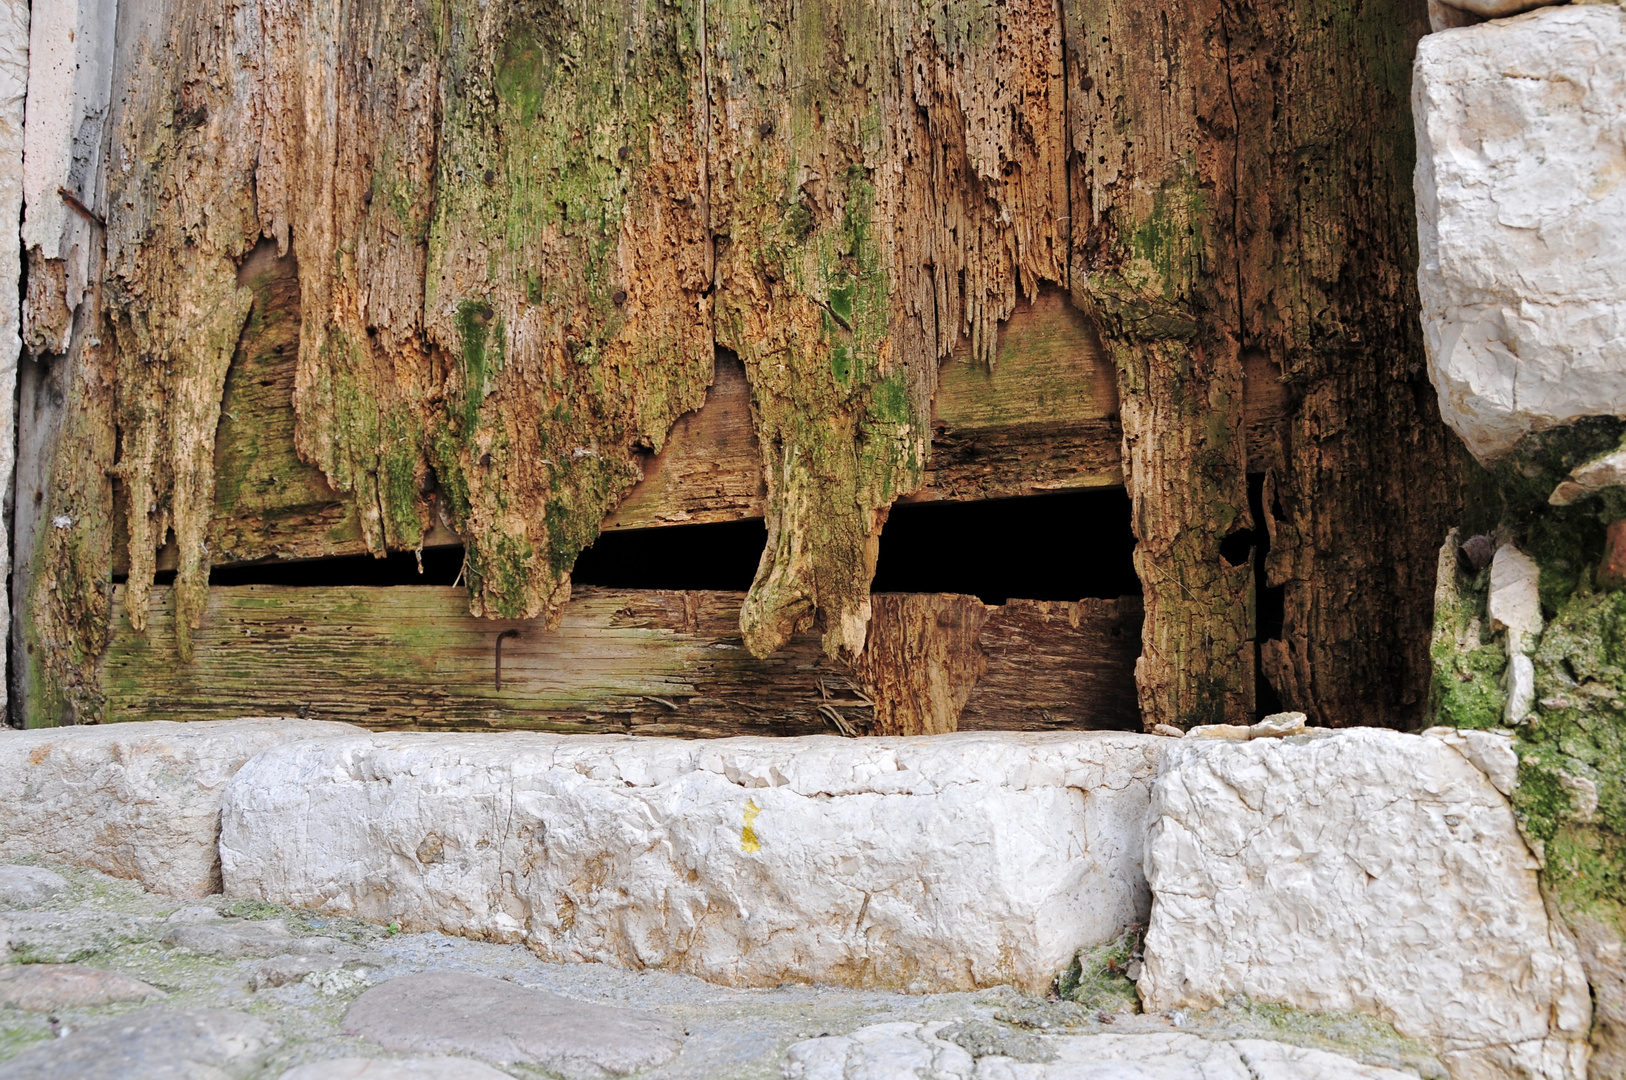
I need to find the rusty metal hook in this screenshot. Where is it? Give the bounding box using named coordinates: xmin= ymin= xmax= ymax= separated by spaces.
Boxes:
xmin=494 ymin=629 xmax=520 ymax=690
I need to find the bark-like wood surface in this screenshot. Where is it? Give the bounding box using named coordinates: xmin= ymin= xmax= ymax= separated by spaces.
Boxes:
xmin=101 ymin=586 xmax=1141 ymax=735
xmin=1066 ymin=0 xmax=1464 ymax=727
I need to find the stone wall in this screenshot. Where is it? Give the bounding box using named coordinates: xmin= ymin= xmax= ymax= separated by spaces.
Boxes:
xmin=1414 ymin=6 xmax=1626 ymax=1078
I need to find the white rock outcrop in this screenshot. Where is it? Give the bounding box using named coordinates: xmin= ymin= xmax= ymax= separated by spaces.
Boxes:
xmin=1413 ymin=5 xmax=1626 ymax=462
xmin=1140 ymin=727 xmax=1591 ymax=1080
xmin=220 ymin=731 xmax=1166 ymax=993
xmin=0 ymin=718 xmax=360 ymax=897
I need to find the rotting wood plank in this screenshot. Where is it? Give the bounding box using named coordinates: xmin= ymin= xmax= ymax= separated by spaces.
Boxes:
xmin=117 ymin=278 xmax=1287 ymax=573
xmin=100 ymin=585 xmax=1142 ymax=735
xmin=957 ymin=599 xmax=1143 ymax=733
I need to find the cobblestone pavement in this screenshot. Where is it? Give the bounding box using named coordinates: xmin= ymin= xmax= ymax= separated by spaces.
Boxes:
xmin=0 ymin=861 xmax=1442 ymax=1079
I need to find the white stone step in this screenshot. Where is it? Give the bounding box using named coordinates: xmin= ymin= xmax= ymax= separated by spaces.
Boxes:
xmin=219 ymin=730 xmax=1168 ymax=993
xmin=0 ymin=718 xmax=361 ymax=897
xmin=1141 ymin=726 xmax=1591 ymax=1080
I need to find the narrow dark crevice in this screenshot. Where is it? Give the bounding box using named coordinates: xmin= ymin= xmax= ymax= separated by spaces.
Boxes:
xmin=128 ymin=489 xmax=1142 ymax=605
xmin=1245 ymin=472 xmax=1287 ymax=716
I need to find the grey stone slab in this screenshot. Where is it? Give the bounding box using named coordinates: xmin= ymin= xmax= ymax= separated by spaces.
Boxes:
xmin=162 ymin=918 xmax=349 ymax=960
xmin=0 ymin=964 xmax=166 ymax=1011
xmin=343 ymin=971 xmax=682 ymax=1078
xmin=252 ymin=954 xmax=347 ymax=990
xmin=0 ymin=867 xmax=66 ymax=910
xmin=279 ymin=1058 xmax=512 ymax=1080
xmin=0 ymin=1007 xmax=280 ymax=1079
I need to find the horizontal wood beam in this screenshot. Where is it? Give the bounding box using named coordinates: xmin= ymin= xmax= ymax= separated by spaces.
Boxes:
xmin=100 ymin=586 xmax=1143 ymax=735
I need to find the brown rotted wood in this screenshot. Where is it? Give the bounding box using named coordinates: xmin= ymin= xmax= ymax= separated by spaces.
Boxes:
xmin=100 ymin=585 xmax=1142 ymax=735
xmin=117 ymin=273 xmax=1288 ymax=573
xmin=1067 ymin=0 xmax=1256 ymax=729
xmin=957 ymin=598 xmax=1143 ymax=733
xmin=1062 ymin=0 xmax=1461 ymax=730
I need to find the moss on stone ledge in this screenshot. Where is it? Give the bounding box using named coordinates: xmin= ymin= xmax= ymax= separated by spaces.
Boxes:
xmin=1429 ymin=419 xmax=1626 ymax=1071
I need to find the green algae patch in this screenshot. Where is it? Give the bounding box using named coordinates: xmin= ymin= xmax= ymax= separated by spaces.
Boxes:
xmin=1427 ymin=421 xmax=1626 ymax=1067
xmin=421 ymin=0 xmax=713 ymax=624
xmin=1054 ymin=926 xmax=1142 ymax=1013
xmin=1429 ymin=533 xmax=1508 ymax=731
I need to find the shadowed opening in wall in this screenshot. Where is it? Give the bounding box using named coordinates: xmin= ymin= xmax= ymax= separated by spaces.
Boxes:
xmin=874 ymin=489 xmax=1139 ymax=603
xmin=166 ymin=489 xmax=1141 ymax=600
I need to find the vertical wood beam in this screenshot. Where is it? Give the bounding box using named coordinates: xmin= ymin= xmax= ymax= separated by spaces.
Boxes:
xmin=1066 ymin=0 xmax=1255 ymax=728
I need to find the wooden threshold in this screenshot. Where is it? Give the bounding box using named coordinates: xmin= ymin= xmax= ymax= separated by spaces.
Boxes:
xmin=101 ymin=586 xmax=1143 ymax=736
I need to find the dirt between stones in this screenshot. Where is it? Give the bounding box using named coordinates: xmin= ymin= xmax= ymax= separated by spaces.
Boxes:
xmin=0 ymin=860 xmax=1445 ymax=1079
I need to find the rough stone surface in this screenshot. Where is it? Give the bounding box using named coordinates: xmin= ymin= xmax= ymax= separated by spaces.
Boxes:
xmin=1423 ymin=727 xmax=1519 ymax=797
xmin=0 ymin=867 xmax=65 ymax=909
xmin=0 ymin=719 xmax=361 ymax=896
xmin=0 ymin=1006 xmax=280 ymax=1079
xmin=343 ymin=971 xmax=682 ymax=1077
xmin=0 ymin=964 xmax=164 ymax=1011
xmin=222 ymin=731 xmax=1166 ymax=992
xmin=161 ymin=918 xmax=363 ymax=961
xmin=279 ymin=1060 xmax=513 ymax=1080
xmin=1550 ymin=446 xmax=1626 ymax=506
xmin=1414 ymin=5 xmax=1626 ymax=462
xmin=1141 ymin=728 xmax=1591 ymax=1078
xmin=1489 ymin=545 xmax=1544 ymax=654
xmin=781 ymin=1023 xmax=1424 ymax=1079
xmin=0 ymin=859 xmax=1451 ymax=1079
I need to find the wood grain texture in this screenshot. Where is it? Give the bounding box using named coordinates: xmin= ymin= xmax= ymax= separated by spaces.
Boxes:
xmin=706 ymin=0 xmax=1072 ymax=661
xmin=1061 ymin=0 xmax=1462 ymax=729
xmin=958 ymin=598 xmax=1143 ymax=733
xmin=101 ymin=586 xmax=1141 ymax=735
xmin=850 ymin=594 xmax=989 ymax=736
xmin=1067 ymin=0 xmax=1255 ymax=728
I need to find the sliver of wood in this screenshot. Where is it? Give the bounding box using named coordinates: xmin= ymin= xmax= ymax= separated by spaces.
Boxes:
xmin=101 ymin=586 xmax=1142 ymax=735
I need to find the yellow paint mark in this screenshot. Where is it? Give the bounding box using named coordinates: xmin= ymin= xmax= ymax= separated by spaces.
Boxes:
xmin=740 ymin=799 xmax=763 ymax=853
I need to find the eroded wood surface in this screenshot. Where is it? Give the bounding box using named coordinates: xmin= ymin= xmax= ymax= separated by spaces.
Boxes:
xmin=118 ymin=280 xmax=1286 ymax=573
xmin=101 ymin=586 xmax=1141 ymax=734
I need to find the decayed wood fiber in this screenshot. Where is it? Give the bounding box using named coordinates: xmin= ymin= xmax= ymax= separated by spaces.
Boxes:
xmin=1068 ymin=0 xmax=1255 ymax=727
xmin=101 ymin=0 xmax=712 ymax=641
xmin=53 ymin=0 xmax=1461 ymax=736
xmin=101 ymin=0 xmax=1070 ymax=663
xmin=1066 ymin=0 xmax=1462 ymax=728
xmin=710 ymin=0 xmax=1069 ymax=660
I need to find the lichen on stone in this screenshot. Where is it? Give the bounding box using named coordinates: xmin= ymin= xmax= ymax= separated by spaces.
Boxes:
xmin=1429 ymin=419 xmax=1626 ymax=1074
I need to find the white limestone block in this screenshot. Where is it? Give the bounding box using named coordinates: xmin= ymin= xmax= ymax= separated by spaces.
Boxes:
xmin=1423 ymin=726 xmax=1519 ymax=797
xmin=0 ymin=719 xmax=362 ymax=897
xmin=220 ymin=731 xmax=1168 ymax=993
xmin=1413 ymin=5 xmax=1626 ymax=462
xmin=1140 ymin=728 xmax=1592 ymax=1079
xmin=21 ymin=0 xmax=116 ymax=313
xmin=1488 ymin=545 xmax=1543 ymax=654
